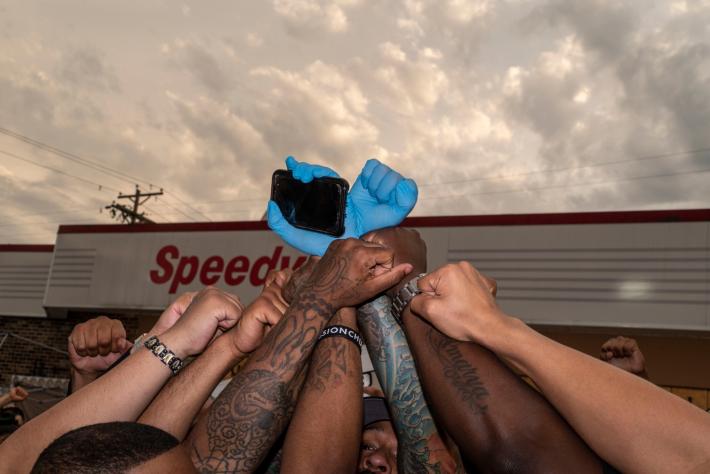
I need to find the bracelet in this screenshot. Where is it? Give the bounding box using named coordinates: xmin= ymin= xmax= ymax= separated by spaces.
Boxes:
xmin=391 ymin=273 xmax=426 ymax=323
xmin=318 ymin=325 xmax=363 ymax=352
xmin=144 ymin=336 xmax=184 ymax=375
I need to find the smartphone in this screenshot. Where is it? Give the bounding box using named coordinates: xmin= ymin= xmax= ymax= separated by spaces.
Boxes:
xmin=271 ymin=169 xmax=349 ymax=236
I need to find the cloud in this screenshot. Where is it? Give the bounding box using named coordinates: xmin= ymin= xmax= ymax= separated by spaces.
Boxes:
xmin=272 ymin=0 xmax=356 ymax=34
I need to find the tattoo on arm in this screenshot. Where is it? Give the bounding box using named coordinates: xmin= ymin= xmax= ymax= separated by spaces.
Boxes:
xmin=358 ymin=296 xmax=451 ymax=473
xmin=426 ymin=327 xmax=489 ymax=415
xmin=305 ymin=336 xmax=352 ymax=393
xmin=190 ymin=291 xmax=333 ymax=473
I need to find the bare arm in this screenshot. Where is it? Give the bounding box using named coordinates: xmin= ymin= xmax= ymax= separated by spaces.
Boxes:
xmin=138 ymin=335 xmax=245 ymax=440
xmin=281 ymin=308 xmax=363 ymax=473
xmin=0 ymin=288 xmax=243 ymax=474
xmin=402 ymin=308 xmax=603 ymax=473
xmin=412 ymin=262 xmax=710 ymax=474
xmin=187 ymin=238 xmax=412 ymax=473
xmin=141 ymin=278 xmax=287 ymax=441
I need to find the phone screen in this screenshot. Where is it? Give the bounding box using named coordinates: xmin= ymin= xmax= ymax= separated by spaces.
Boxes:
xmin=271 ymin=170 xmax=349 ymax=236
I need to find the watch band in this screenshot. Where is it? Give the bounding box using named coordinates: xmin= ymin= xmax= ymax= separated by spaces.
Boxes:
xmin=391 ymin=273 xmax=426 ymax=323
xmin=144 ymin=335 xmax=184 ymax=375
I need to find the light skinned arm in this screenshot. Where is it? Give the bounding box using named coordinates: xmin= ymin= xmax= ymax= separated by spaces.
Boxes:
xmin=281 ymin=308 xmax=363 ymax=473
xmin=0 ymin=288 xmax=243 ymax=474
xmin=411 ymin=262 xmax=710 ymax=474
xmin=187 ymin=238 xmax=412 ymax=473
xmin=140 ymin=276 xmax=288 ymax=441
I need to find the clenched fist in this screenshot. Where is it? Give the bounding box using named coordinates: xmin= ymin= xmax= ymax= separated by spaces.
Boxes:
xmin=68 ymin=316 xmax=133 ymax=376
xmin=230 ymin=269 xmax=290 ymax=354
xmin=600 ymin=336 xmax=648 ymax=379
xmin=410 ymin=262 xmax=500 ymax=343
xmin=303 ymin=238 xmax=413 ymax=309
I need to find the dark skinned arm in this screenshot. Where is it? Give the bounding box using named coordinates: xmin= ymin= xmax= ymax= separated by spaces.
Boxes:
xmin=281 ymin=308 xmax=363 ymax=473
xmin=368 ymin=227 xmax=606 ymax=473
xmin=187 ymin=238 xmax=412 ymax=473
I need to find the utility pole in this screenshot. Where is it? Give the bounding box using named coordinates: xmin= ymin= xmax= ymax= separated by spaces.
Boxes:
xmin=104 ymin=186 xmax=163 ymax=224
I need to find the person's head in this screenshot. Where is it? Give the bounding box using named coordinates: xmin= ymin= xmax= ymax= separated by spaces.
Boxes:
xmin=31 ymin=422 xmax=196 ymax=473
xmin=359 ymin=397 xmax=398 ymax=473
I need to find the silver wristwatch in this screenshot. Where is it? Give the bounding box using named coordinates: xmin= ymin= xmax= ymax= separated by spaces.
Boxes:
xmin=391 ymin=273 xmax=426 ymax=323
xmin=144 ymin=336 xmax=184 ymax=375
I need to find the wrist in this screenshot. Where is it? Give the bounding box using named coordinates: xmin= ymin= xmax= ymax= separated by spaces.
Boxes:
xmin=70 ymin=365 xmax=102 ymax=379
xmin=217 ymin=332 xmax=248 ymax=363
xmin=330 ymin=307 xmax=357 ymax=328
xmin=155 ymin=331 xmax=190 ymax=360
xmin=386 ymin=265 xmax=425 ymax=299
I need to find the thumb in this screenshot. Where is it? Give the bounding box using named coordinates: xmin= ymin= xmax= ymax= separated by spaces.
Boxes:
xmin=267 ymin=200 xmax=290 ymax=232
xmin=365 ymin=263 xmax=413 ymax=295
xmin=285 ymin=155 xmax=299 ymax=170
xmin=394 ymin=178 xmax=418 ymax=210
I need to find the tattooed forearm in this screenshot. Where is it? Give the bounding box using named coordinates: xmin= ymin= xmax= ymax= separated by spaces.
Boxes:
xmin=305 ymin=336 xmax=353 ymax=393
xmin=358 ymin=296 xmax=453 ymax=473
xmin=190 ymin=290 xmax=335 ymax=473
xmin=426 ymin=328 xmax=489 ymax=415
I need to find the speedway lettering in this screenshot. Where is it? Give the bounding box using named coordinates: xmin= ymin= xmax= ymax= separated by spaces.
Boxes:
xmin=149 ymin=245 xmax=306 ymax=294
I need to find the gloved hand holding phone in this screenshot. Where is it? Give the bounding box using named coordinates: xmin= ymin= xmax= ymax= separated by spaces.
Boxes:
xmin=267 ymin=156 xmax=418 ymax=256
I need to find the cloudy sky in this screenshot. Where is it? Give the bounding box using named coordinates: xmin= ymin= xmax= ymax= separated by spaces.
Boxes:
xmin=1 ymin=0 xmax=709 ymax=243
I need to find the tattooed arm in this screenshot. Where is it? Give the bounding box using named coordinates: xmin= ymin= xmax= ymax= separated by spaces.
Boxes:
xmin=412 ymin=262 xmax=710 ymax=474
xmin=358 ymin=297 xmax=459 ymax=473
xmin=187 ymin=238 xmax=413 ymax=473
xmin=281 ymin=308 xmax=363 ymax=473
xmin=366 ymin=227 xmax=604 ymax=473
xmin=142 ymin=276 xmax=288 ymax=440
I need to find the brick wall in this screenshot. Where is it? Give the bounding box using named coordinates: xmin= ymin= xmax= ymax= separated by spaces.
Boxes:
xmin=0 ymin=313 xmax=140 ymax=386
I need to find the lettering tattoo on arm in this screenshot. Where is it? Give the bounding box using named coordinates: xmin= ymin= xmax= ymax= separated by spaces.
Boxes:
xmin=190 ymin=292 xmax=332 ymax=473
xmin=426 ymin=327 xmax=489 ymax=415
xmin=358 ymin=296 xmax=456 ymax=474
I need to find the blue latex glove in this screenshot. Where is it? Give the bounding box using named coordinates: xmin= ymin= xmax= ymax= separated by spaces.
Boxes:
xmin=348 ymin=158 xmax=418 ymax=235
xmin=267 ymin=157 xmax=418 ymax=256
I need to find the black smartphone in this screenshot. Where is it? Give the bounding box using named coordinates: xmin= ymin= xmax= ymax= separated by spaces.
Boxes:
xmin=271 ymin=169 xmax=349 ymax=236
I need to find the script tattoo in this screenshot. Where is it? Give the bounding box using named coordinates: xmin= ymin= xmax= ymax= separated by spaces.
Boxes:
xmin=358 ymin=296 xmax=448 ymax=474
xmin=426 ymin=327 xmax=489 ymax=415
xmin=191 ymin=290 xmax=334 ymax=473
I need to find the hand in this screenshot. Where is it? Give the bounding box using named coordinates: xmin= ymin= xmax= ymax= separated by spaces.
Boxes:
xmin=267 ymin=156 xmax=346 ymax=256
xmin=161 ymin=287 xmax=245 ymax=357
xmin=9 ymin=387 xmax=28 ymax=402
xmin=303 ymin=238 xmax=413 ymax=309
xmin=267 ymin=157 xmax=418 ymax=256
xmin=283 ymin=256 xmax=320 ymax=304
xmin=600 ymin=336 xmax=648 ymax=378
xmin=349 ymin=159 xmax=418 ymax=235
xmin=410 ymin=262 xmax=501 ymax=343
xmin=68 ymin=316 xmax=133 ymax=375
xmin=362 ymin=227 xmax=427 ymax=297
xmin=230 ymin=270 xmax=290 ymax=354
xmin=149 ymin=291 xmax=198 ymax=336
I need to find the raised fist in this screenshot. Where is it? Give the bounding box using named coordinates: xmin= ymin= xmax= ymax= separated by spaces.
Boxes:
xmin=230 ymin=270 xmax=290 ymax=354
xmin=162 ymin=287 xmax=245 ymax=357
xmin=600 ymin=336 xmax=648 ymax=378
xmin=267 ymin=157 xmax=418 ymax=256
xmin=302 ymin=238 xmax=413 ymax=309
xmin=410 ymin=262 xmax=501 ymax=343
xmin=363 ymin=227 xmax=427 ymax=297
xmin=9 ymin=387 xmax=28 ymax=402
xmin=68 ymin=316 xmax=132 ymax=376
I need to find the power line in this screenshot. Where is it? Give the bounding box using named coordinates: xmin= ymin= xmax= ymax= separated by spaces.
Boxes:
xmin=163 ymin=191 xmax=213 ymax=221
xmin=417 ymin=147 xmax=710 ymax=188
xmin=423 ymin=165 xmax=710 ymax=201
xmin=0 ymin=149 xmax=120 ymax=192
xmin=1 ymin=127 xmax=206 ymax=221
xmin=0 ymin=127 xmax=157 ymax=189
